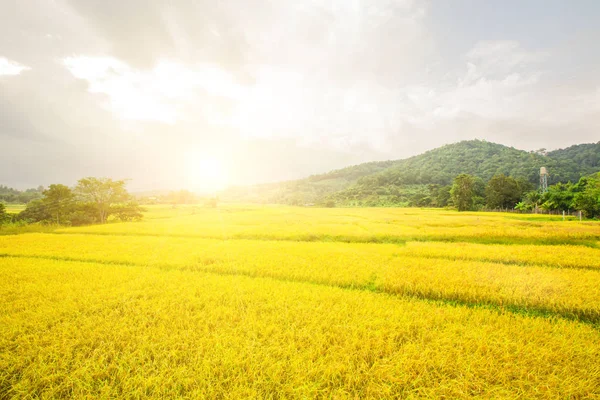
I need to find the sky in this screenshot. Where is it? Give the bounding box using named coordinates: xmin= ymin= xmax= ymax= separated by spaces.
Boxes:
xmin=1 ymin=0 xmax=599 ymax=191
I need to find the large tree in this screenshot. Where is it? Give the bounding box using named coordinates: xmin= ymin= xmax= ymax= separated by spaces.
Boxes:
xmin=451 ymin=174 xmax=476 ymax=211
xmin=42 ymin=184 xmax=74 ymax=224
xmin=572 ymin=173 xmax=600 ymax=218
xmin=541 ymin=182 xmax=575 ymax=212
xmin=74 ymin=177 xmax=132 ymax=223
xmin=18 ymin=199 xmax=51 ymax=223
xmin=485 ymin=174 xmax=522 ymax=209
xmin=0 ymin=203 xmax=10 ymax=228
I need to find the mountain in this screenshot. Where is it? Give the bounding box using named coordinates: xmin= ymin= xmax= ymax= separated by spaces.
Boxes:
xmin=221 ymin=140 xmax=600 ymax=206
xmin=546 ymin=142 xmax=600 ymax=177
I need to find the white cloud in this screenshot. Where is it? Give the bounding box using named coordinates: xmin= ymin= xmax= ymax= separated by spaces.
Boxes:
xmin=396 ymin=42 xmax=548 ymax=124
xmin=0 ymin=57 xmax=31 ymax=76
xmin=62 ymin=56 xmax=244 ymax=124
xmin=3 ymin=1 xmax=600 ymax=190
xmin=59 ymin=36 xmax=599 ymax=157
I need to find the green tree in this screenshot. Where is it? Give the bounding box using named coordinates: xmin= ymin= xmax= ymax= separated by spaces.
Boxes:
xmin=18 ymin=199 xmax=51 ymax=223
xmin=0 ymin=203 xmax=10 ymax=228
xmin=42 ymin=184 xmax=74 ymax=224
xmin=435 ymin=185 xmax=452 ymax=207
xmin=324 ymin=200 xmax=336 ymax=208
xmin=515 ymin=190 xmax=543 ymax=212
xmin=112 ymin=201 xmax=145 ymax=221
xmin=485 ymin=174 xmax=521 ymax=209
xmin=515 ymin=178 xmax=535 ymax=197
xmin=572 ymin=174 xmax=600 ymax=218
xmin=74 ymin=177 xmax=131 ymax=223
xmin=541 ymin=182 xmax=575 ymax=212
xmin=472 ymin=177 xmax=486 ymax=210
xmin=451 ymin=174 xmax=476 ymax=211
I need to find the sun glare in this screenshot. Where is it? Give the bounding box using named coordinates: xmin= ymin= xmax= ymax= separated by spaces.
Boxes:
xmin=184 ymin=153 xmax=229 ymax=193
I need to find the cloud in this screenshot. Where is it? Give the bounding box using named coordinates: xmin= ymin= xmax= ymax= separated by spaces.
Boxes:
xmin=64 ymin=0 xmax=253 ymax=72
xmin=59 ymin=0 xmax=432 ymax=149
xmin=394 ymin=40 xmax=598 ymax=132
xmin=463 ymin=40 xmax=546 ymax=82
xmin=62 ymin=56 xmax=245 ymax=124
xmin=1 ymin=0 xmax=600 ymax=190
xmin=63 ymin=1 xmax=430 ymax=81
xmin=0 ymin=57 xmax=31 ymax=76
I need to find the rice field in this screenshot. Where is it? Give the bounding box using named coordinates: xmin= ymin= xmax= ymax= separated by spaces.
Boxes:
xmin=3 ymin=204 xmax=25 ymax=214
xmin=1 ymin=205 xmax=600 ymax=398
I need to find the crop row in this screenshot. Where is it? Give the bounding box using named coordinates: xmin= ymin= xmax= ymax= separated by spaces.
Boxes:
xmin=5 ymin=233 xmax=600 ymax=270
xmin=2 ymin=234 xmax=600 ymax=323
xmin=59 ymin=206 xmax=600 ymax=245
xmin=1 ymin=257 xmax=599 ymax=399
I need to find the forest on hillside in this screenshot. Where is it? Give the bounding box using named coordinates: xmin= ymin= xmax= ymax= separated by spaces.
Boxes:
xmin=222 ymin=140 xmax=600 ymax=207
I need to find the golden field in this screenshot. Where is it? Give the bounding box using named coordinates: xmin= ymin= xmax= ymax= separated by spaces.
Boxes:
xmin=61 ymin=206 xmax=600 ymax=245
xmin=4 ymin=204 xmax=25 ymax=214
xmin=1 ymin=205 xmax=600 ymax=398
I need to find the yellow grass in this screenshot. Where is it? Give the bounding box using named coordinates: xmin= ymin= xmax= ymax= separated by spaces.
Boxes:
xmin=61 ymin=206 xmax=600 ymax=245
xmin=2 ymin=257 xmax=599 ymax=398
xmin=1 ymin=234 xmax=600 ymax=322
xmin=1 ymin=205 xmax=600 ymax=398
xmin=4 ymin=204 xmax=25 ymax=214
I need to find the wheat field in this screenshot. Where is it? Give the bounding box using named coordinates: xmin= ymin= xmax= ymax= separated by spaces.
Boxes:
xmin=1 ymin=205 xmax=600 ymax=398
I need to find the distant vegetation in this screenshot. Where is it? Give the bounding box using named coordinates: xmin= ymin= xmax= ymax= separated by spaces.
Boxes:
xmin=222 ymin=140 xmax=600 ymax=216
xmin=445 ymin=171 xmax=600 ymax=218
xmin=1 ymin=177 xmax=144 ymax=228
xmin=135 ymin=190 xmax=218 ymax=208
xmin=0 ymin=185 xmax=43 ymax=204
xmin=3 ymin=141 xmax=600 ymax=221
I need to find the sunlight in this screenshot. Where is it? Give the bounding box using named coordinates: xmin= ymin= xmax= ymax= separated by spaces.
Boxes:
xmin=184 ymin=152 xmax=229 ymax=193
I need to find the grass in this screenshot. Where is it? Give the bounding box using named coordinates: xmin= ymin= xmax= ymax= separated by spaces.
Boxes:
xmin=59 ymin=206 xmax=600 ymax=246
xmin=2 ymin=234 xmax=600 ymax=323
xmin=0 ymin=223 xmax=57 ymax=236
xmin=4 ymin=204 xmax=25 ymax=214
xmin=1 ymin=205 xmax=600 ymax=398
xmin=2 ymin=257 xmax=600 ymax=398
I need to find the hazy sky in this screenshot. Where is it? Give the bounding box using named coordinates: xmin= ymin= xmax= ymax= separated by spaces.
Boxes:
xmin=1 ymin=0 xmax=599 ymax=191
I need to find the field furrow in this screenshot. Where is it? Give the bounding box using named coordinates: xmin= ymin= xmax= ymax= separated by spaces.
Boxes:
xmin=3 ymin=206 xmax=600 ymax=398
xmin=2 ymin=234 xmax=600 ymax=324
xmin=1 ymin=257 xmax=599 ymax=399
xmin=55 ymin=207 xmax=600 ymax=246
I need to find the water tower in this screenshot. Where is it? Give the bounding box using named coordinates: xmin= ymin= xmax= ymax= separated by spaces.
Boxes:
xmin=540 ymin=167 xmax=549 ymax=193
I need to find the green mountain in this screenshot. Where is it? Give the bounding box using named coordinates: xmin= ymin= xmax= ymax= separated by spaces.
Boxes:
xmin=546 ymin=142 xmax=600 ymax=178
xmin=221 ymin=140 xmax=600 ymax=206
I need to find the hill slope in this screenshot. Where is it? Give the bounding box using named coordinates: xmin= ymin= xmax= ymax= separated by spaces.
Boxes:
xmin=221 ymin=140 xmax=600 ymax=205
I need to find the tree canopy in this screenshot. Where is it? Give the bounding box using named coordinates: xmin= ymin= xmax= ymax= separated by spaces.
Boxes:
xmin=18 ymin=177 xmax=144 ymax=226
xmin=74 ymin=178 xmax=131 ymax=224
xmin=485 ymin=175 xmax=522 ymax=209
xmin=451 ymin=174 xmax=476 ymax=211
xmin=43 ymin=184 xmax=75 ymax=224
xmin=0 ymin=203 xmax=10 ymax=227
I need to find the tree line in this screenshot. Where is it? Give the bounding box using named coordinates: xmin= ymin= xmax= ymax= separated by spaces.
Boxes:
xmin=0 ymin=185 xmax=43 ymax=204
xmin=0 ymin=177 xmax=144 ymax=227
xmin=450 ymin=172 xmax=600 ymax=218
